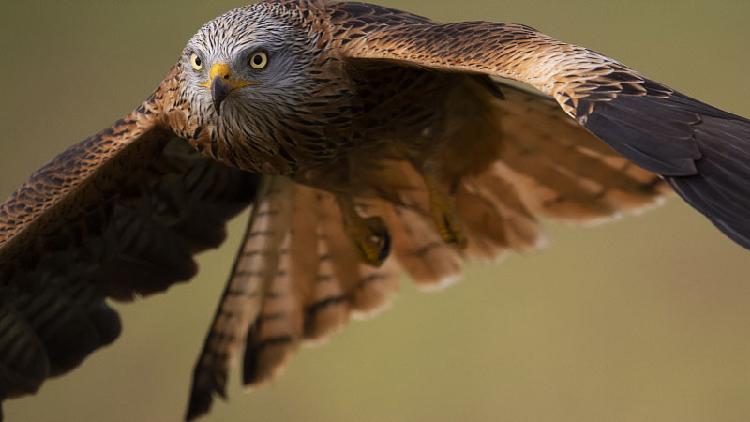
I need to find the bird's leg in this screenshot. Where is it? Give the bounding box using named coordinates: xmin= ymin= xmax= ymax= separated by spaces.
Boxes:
xmin=421 ymin=159 xmax=468 ymax=248
xmin=337 ymin=196 xmax=391 ymax=267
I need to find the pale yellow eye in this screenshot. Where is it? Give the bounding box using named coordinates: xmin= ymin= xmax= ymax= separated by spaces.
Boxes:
xmin=190 ymin=53 xmax=203 ymax=71
xmin=249 ymin=52 xmax=268 ymax=69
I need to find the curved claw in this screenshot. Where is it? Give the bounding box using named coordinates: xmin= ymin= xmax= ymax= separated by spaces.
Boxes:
xmin=352 ymin=216 xmax=391 ymax=267
xmin=337 ymin=195 xmax=392 ymax=267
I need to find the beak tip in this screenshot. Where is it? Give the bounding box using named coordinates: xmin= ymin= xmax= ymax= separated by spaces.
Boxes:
xmin=211 ymin=75 xmax=231 ymax=114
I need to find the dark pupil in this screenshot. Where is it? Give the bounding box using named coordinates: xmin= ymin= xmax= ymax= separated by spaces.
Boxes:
xmin=194 ymin=56 xmax=202 ymax=66
xmin=253 ymin=55 xmax=263 ymax=65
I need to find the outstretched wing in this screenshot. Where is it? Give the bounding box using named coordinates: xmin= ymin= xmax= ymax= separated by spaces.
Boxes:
xmin=330 ymin=2 xmax=750 ymax=248
xmin=0 ymin=68 xmax=259 ymax=405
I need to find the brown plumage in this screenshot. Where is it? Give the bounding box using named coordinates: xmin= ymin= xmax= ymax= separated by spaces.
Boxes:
xmin=1 ymin=1 xmax=749 ymax=420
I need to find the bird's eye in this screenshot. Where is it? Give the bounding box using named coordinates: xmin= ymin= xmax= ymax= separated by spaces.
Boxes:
xmin=249 ymin=52 xmax=268 ymax=69
xmin=190 ymin=53 xmax=203 ymax=71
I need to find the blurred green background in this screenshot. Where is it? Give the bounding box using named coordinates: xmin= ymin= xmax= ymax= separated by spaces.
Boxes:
xmin=2 ymin=1 xmax=750 ymax=421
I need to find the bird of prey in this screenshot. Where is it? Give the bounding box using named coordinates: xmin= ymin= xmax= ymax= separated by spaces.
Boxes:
xmin=1 ymin=0 xmax=749 ymax=420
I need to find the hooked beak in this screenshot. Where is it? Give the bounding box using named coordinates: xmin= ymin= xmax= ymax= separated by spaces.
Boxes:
xmin=211 ymin=75 xmax=231 ymax=113
xmin=201 ymin=63 xmax=254 ymax=114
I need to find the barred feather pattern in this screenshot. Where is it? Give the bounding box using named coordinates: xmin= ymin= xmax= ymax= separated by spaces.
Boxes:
xmin=187 ymin=81 xmax=669 ymax=417
xmin=188 ymin=177 xmax=402 ymax=419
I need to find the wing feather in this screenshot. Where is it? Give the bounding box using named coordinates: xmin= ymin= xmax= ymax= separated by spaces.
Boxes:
xmin=0 ymin=69 xmax=259 ymax=404
xmin=332 ymin=2 xmax=750 ymax=248
xmin=187 ymin=179 xmax=401 ymax=421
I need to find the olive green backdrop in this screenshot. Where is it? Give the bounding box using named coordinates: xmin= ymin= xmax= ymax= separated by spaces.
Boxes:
xmin=2 ymin=1 xmax=750 ymax=421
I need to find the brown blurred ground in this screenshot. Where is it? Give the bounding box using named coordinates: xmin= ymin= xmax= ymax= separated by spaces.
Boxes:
xmin=1 ymin=1 xmax=750 ymax=421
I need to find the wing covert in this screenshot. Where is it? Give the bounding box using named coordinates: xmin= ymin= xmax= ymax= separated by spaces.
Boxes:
xmin=0 ymin=68 xmax=259 ymax=403
xmin=331 ymin=2 xmax=750 ymax=248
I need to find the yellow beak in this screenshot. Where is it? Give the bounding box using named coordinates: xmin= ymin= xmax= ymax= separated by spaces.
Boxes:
xmin=200 ymin=63 xmax=254 ymax=113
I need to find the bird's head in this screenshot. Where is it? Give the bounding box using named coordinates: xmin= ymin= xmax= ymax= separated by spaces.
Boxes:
xmin=180 ymin=5 xmax=320 ymax=137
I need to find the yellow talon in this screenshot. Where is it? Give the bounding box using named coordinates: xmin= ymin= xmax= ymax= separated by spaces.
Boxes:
xmin=338 ymin=198 xmax=391 ymax=267
xmin=427 ymin=179 xmax=467 ymax=248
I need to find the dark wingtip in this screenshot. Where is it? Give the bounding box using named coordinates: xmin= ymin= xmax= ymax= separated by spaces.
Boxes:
xmin=185 ymin=385 xmax=214 ymax=422
xmin=186 ymin=357 xmax=230 ymax=421
xmin=579 ymin=89 xmax=750 ymax=250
